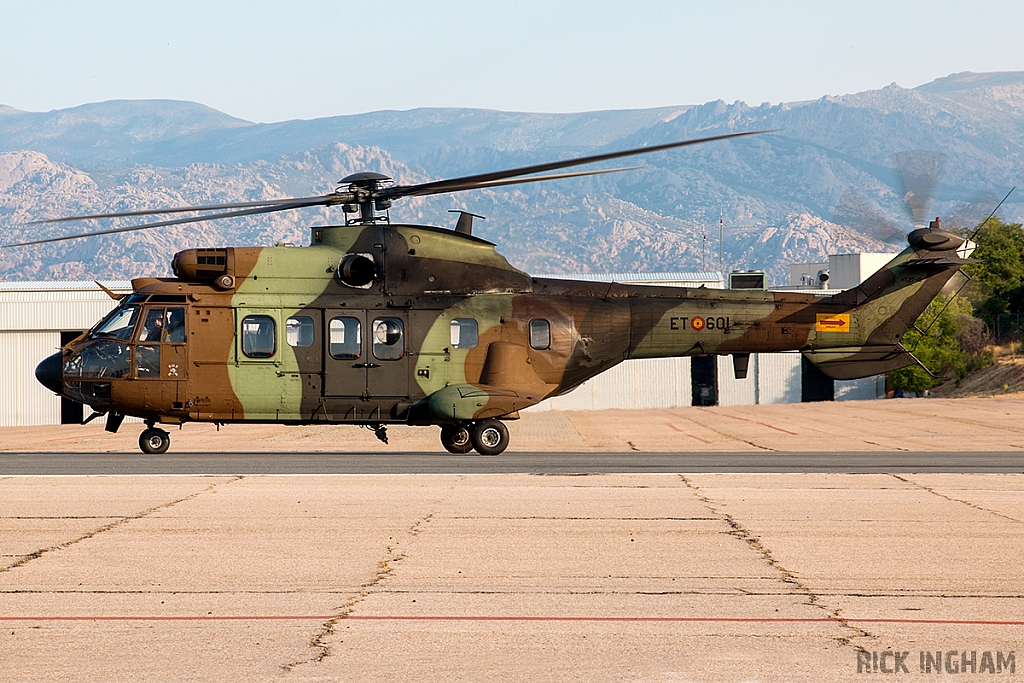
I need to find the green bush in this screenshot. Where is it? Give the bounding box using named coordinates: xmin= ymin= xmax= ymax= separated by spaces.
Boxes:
xmin=890 ymin=295 xmax=984 ymax=394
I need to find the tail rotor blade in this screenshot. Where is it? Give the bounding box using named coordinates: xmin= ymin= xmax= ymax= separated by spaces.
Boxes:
xmin=893 ymin=150 xmax=946 ymax=228
xmin=831 ymin=188 xmax=904 ymax=244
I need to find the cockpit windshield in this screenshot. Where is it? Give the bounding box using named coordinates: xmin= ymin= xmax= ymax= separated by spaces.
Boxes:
xmin=90 ymin=304 xmax=140 ymax=341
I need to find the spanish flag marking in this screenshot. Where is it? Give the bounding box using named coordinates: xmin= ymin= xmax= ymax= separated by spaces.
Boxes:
xmin=816 ymin=313 xmax=851 ymax=333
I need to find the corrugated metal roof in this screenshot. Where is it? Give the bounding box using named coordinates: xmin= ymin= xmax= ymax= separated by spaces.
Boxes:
xmin=534 ymin=272 xmax=725 ymax=287
xmin=0 ymin=280 xmax=133 ymax=292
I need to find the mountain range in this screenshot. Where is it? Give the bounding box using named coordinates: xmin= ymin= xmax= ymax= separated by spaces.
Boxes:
xmin=1 ymin=70 xmax=1022 ymax=283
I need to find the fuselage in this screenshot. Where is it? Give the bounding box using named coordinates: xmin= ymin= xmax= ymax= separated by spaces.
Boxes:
xmin=39 ymin=221 xmax=967 ymax=427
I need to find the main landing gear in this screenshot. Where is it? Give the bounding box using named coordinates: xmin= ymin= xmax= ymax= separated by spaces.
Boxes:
xmin=440 ymin=419 xmax=510 ymax=456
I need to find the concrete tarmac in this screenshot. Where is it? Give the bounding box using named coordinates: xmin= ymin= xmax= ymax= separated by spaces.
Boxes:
xmin=2 ymin=398 xmax=1024 ymax=681
xmin=2 ymin=473 xmax=1023 ymax=682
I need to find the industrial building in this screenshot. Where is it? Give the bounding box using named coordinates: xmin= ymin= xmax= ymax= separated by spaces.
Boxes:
xmin=0 ymin=259 xmax=891 ymax=427
xmin=788 ymin=252 xmax=897 ymax=290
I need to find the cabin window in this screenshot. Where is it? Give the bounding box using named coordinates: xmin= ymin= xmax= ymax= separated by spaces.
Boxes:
xmin=329 ymin=317 xmax=361 ymax=360
xmin=529 ymin=319 xmax=551 ymax=350
xmin=286 ymin=316 xmax=315 ymax=347
xmin=372 ymin=317 xmax=404 ymax=360
xmin=92 ymin=304 xmax=140 ymax=341
xmin=241 ymin=315 xmax=276 ymax=358
xmin=449 ymin=318 xmax=478 ymax=349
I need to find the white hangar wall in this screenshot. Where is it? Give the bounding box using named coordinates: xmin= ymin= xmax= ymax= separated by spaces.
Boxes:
xmin=0 ymin=281 xmax=130 ymax=427
xmin=0 ymin=330 xmax=61 ymax=426
xmin=538 ymin=357 xmax=693 ymax=411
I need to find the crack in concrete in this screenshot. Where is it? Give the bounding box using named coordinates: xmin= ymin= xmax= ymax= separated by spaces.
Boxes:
xmin=528 ymin=472 xmax=603 ymax=477
xmin=673 ymin=410 xmax=775 ymax=451
xmin=281 ymin=511 xmax=434 ymax=673
xmin=890 ymin=474 xmax=1024 ymax=523
xmin=445 ymin=516 xmax=720 ymax=521
xmin=0 ymin=476 xmax=243 ymax=574
xmin=679 ymin=475 xmax=874 ymax=651
xmin=1 ymin=516 xmax=127 ymax=520
xmin=882 ymin=406 xmax=1024 ymax=436
xmin=862 ymin=440 xmax=909 ymax=451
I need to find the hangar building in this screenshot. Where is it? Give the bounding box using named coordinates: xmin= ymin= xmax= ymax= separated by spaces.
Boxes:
xmin=0 ymin=280 xmax=132 ymax=426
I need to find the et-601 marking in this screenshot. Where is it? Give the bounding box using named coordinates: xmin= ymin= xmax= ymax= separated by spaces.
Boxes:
xmin=670 ymin=316 xmax=730 ymax=332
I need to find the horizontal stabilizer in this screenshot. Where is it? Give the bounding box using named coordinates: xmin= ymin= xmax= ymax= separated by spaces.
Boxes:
xmin=801 ymin=345 xmax=916 ymax=380
xmin=902 ymin=256 xmax=976 ymax=268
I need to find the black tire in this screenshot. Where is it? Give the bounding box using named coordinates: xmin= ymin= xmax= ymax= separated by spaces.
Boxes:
xmin=139 ymin=428 xmax=170 ymax=455
xmin=471 ymin=419 xmax=509 ymax=456
xmin=440 ymin=425 xmax=473 ymax=454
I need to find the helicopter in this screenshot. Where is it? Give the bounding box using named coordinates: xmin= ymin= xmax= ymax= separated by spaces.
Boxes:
xmin=10 ymin=130 xmax=975 ymax=456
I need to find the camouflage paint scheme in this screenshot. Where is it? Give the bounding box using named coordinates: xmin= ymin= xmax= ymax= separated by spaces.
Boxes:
xmin=54 ymin=221 xmax=972 ymax=432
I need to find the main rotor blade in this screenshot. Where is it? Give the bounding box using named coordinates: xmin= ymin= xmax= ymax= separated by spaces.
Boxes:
xmin=435 ymin=165 xmax=641 ymax=194
xmin=9 ymin=130 xmax=769 ymax=246
xmin=2 ymin=196 xmax=343 ymax=248
xmin=382 ymin=130 xmax=772 ymax=200
xmin=893 ymin=150 xmax=945 ymax=227
xmin=28 ymin=197 xmax=311 ymax=225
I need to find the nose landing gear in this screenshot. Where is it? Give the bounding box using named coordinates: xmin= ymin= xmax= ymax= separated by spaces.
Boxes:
xmin=439 ymin=419 xmax=510 ymax=456
xmin=139 ymin=426 xmax=171 ymax=454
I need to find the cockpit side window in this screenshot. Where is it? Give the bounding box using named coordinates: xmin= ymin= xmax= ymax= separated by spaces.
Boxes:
xmin=163 ymin=308 xmax=185 ymax=343
xmin=138 ymin=309 xmax=165 ymax=342
xmin=137 ymin=307 xmax=186 ymax=343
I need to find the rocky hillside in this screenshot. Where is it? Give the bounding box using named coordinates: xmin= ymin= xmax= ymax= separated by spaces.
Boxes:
xmin=1 ymin=71 xmax=1022 ymax=282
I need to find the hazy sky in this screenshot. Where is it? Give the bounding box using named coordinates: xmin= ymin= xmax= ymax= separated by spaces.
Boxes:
xmin=2 ymin=0 xmax=1022 ymax=123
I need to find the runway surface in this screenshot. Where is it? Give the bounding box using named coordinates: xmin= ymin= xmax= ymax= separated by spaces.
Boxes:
xmin=3 ymin=450 xmax=1024 ymax=475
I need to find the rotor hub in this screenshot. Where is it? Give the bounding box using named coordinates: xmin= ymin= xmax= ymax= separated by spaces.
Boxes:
xmin=337 ymin=172 xmax=393 ymax=225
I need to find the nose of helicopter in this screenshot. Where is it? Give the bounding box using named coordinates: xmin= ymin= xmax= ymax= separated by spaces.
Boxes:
xmin=35 ymin=352 xmax=64 ymax=395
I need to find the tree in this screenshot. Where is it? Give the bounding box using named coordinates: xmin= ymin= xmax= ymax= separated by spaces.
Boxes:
xmin=958 ymin=217 xmax=1024 ymax=325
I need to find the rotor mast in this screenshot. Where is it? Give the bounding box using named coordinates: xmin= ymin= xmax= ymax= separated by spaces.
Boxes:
xmin=338 ymin=172 xmax=392 ymax=225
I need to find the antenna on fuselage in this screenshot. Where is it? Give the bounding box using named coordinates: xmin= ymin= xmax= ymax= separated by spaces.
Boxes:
xmin=449 ymin=210 xmax=486 ymax=236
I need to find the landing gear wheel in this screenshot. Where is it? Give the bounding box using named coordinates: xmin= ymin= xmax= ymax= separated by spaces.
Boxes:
xmin=471 ymin=419 xmax=509 ymax=456
xmin=139 ymin=428 xmax=170 ymax=455
xmin=440 ymin=425 xmax=473 ymax=454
